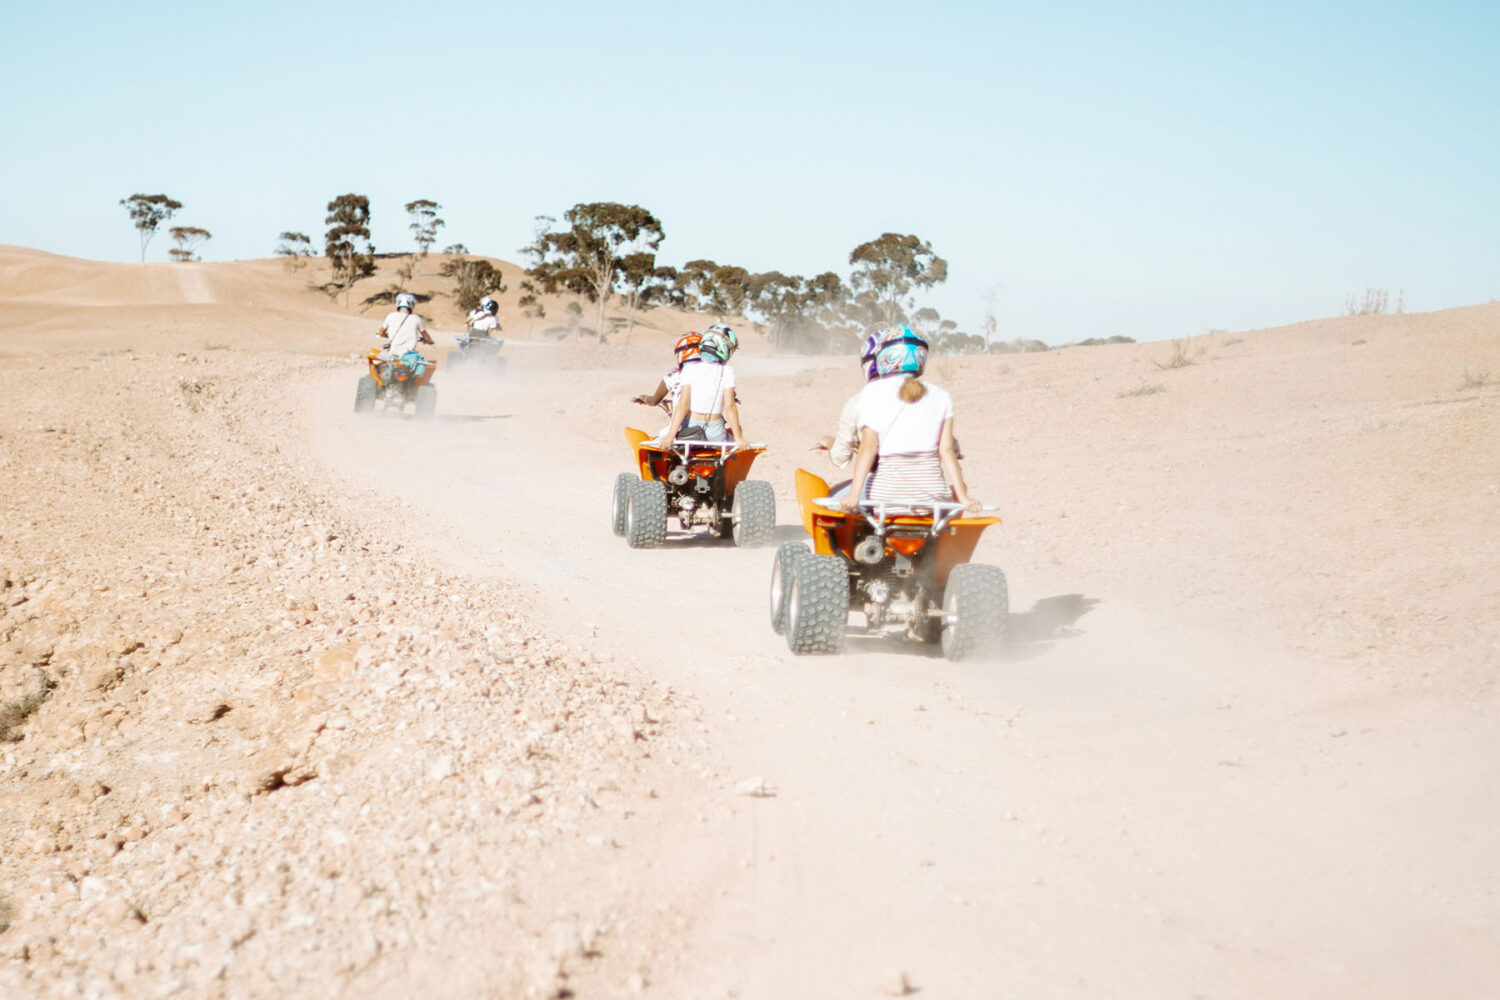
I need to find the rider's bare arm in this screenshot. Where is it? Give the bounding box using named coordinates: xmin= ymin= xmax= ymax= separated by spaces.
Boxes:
xmin=842 ymin=430 xmax=880 ymax=509
xmin=939 ymin=418 xmax=979 ymax=512
xmin=722 ymin=389 xmax=746 ymax=445
xmin=633 ymin=379 xmax=669 ymax=406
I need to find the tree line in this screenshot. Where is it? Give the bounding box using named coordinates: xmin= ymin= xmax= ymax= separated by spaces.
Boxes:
xmin=124 ymin=190 xmax=1054 ymax=354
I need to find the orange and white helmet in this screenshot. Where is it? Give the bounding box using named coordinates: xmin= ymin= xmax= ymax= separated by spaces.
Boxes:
xmin=673 ymin=331 xmax=703 ymax=368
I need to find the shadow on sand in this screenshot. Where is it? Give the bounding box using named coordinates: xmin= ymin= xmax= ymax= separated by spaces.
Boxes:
xmin=1001 ymin=594 xmax=1099 ymax=661
xmin=431 ymin=414 xmax=514 ymax=424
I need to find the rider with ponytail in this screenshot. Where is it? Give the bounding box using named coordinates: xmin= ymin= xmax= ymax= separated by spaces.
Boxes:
xmin=842 ymin=326 xmax=981 ymax=512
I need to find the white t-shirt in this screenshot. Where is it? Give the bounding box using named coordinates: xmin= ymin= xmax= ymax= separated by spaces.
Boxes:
xmin=857 ymin=376 xmax=954 ymax=455
xmin=380 ymin=310 xmax=426 ymax=356
xmin=678 ymin=361 xmax=736 ymax=416
xmin=468 ymin=311 xmax=499 ymax=335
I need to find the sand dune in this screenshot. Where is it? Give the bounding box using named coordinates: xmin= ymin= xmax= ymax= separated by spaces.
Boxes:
xmin=1 ymin=246 xmax=1496 ymax=998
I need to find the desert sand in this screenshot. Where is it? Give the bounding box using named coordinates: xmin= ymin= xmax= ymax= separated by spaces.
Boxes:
xmin=1 ymin=244 xmax=1497 ymax=998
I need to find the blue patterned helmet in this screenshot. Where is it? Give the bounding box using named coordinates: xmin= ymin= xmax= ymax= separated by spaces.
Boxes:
xmin=703 ymin=323 xmax=738 ymax=357
xmin=395 ymin=292 xmax=416 ymax=311
xmin=875 ymin=335 xmax=929 ymax=377
xmin=699 ymin=329 xmax=732 ymax=363
xmin=868 ymin=326 xmax=927 ymax=378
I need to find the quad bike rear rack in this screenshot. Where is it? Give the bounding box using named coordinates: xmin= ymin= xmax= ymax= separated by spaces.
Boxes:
xmin=813 ymin=497 xmax=999 ymax=538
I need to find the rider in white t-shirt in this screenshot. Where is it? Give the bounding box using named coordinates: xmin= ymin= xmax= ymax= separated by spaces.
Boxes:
xmin=467 ymin=296 xmax=501 ymax=338
xmin=654 ymin=328 xmax=746 ymax=445
xmin=378 ymin=292 xmax=433 ymax=359
xmin=843 ymin=331 xmax=981 ymax=512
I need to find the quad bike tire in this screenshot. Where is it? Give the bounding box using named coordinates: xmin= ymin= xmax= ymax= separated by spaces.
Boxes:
xmin=355 ymin=376 xmax=377 ymax=413
xmin=446 ymin=350 xmax=463 ymax=371
xmin=415 ymin=384 xmax=437 ymax=419
xmin=940 ymin=563 xmax=1009 ymax=661
xmin=625 ymin=479 xmax=668 ymax=549
xmin=611 ymin=473 xmax=634 ymax=537
xmin=769 ymin=540 xmax=809 ymax=635
xmin=785 ymin=554 xmax=848 ymax=655
xmin=731 ymin=480 xmax=776 ymax=548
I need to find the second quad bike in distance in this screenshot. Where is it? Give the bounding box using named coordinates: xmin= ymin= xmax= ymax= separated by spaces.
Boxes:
xmin=354 ymin=348 xmax=437 ymax=418
xmin=770 ymin=468 xmax=1007 ymax=660
xmin=612 ymin=427 xmax=775 ymax=548
xmin=446 ymin=333 xmax=506 ymax=374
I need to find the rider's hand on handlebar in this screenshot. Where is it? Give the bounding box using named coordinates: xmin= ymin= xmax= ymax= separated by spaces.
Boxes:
xmin=812 ymin=435 xmax=833 ymax=452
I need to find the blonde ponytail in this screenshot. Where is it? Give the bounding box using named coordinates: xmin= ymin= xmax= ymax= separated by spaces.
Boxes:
xmin=899 ymin=376 xmax=927 ymax=403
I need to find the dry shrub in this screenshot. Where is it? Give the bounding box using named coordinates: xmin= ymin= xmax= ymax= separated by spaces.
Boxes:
xmin=1152 ymin=339 xmax=1205 ymax=370
xmin=0 ymin=686 xmax=52 ymax=742
xmin=1459 ymin=367 xmax=1492 ymax=390
xmin=1118 ymin=380 xmax=1165 ymax=398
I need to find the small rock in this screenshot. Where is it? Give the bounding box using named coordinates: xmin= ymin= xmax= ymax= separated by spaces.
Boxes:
xmin=735 ymin=777 xmax=776 ymax=798
xmin=875 ymin=969 xmax=915 ymax=996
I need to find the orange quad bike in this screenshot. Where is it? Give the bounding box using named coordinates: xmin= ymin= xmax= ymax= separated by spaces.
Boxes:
xmin=613 ymin=428 xmax=776 ymax=548
xmin=770 ymin=468 xmax=1007 ymax=660
xmin=354 ymin=349 xmax=437 ymax=418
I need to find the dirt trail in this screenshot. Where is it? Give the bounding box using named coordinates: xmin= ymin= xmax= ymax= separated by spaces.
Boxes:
xmin=305 ymin=357 xmax=1500 ymax=998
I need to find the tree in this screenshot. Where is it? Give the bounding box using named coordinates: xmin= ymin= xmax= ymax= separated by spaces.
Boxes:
xmin=616 ymin=254 xmax=677 ymax=342
xmin=167 ymin=226 xmax=211 ymax=263
xmin=677 ymin=259 xmax=720 ymax=312
xmin=120 ymin=194 xmax=182 ymax=262
xmin=706 ymin=264 xmax=752 ymax=320
xmin=275 ymin=231 xmax=314 ymax=269
xmin=517 ymin=280 xmax=547 ymax=334
xmin=324 ymin=194 xmax=376 ymax=300
xmin=439 ymin=254 xmax=507 ymax=313
xmin=405 ymin=199 xmax=445 ymax=256
xmin=523 ymin=203 xmax=665 ymax=341
xmin=848 ymin=233 xmax=948 ymax=324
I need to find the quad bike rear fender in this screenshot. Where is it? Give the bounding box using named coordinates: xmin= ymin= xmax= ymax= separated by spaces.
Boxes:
xmin=626 ymin=426 xmax=765 ymax=487
xmin=367 ymin=349 xmax=436 ymax=389
xmin=794 ymin=466 xmax=1000 ymax=589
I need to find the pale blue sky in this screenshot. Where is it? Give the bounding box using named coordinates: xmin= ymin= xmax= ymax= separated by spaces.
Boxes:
xmin=3 ymin=0 xmax=1496 ymax=343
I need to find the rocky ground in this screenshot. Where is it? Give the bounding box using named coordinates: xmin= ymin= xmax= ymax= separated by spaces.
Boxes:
xmin=0 ymin=350 xmax=701 ymax=998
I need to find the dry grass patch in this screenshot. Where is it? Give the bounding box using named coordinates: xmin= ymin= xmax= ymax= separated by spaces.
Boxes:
xmin=1118 ymin=380 xmax=1165 ymax=398
xmin=0 ymin=680 xmax=53 ymax=743
xmin=1459 ymin=367 xmax=1492 ymax=390
xmin=1152 ymin=339 xmax=1206 ymax=370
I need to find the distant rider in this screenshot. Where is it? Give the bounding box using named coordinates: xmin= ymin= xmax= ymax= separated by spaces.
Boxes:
xmin=466 ymin=296 xmax=501 ymax=339
xmin=378 ymin=292 xmax=435 ymax=364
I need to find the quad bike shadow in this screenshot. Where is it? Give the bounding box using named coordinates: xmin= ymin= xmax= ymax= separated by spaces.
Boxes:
xmin=354 ymin=349 xmax=437 ymax=419
xmin=770 ymin=468 xmax=1008 ymax=661
xmin=612 ymin=427 xmax=775 ymax=548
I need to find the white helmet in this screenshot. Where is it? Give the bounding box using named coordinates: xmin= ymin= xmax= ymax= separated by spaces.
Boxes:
xmin=480 ymin=295 xmax=498 ymax=316
xmin=395 ymin=292 xmax=416 ymax=311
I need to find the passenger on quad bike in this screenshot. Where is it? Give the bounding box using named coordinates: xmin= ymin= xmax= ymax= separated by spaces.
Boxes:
xmin=632 ymin=331 xmax=701 ymax=413
xmin=378 ymin=292 xmax=435 ymax=361
xmin=843 ymin=331 xmax=982 ymax=513
xmin=466 ymin=296 xmax=501 ymax=337
xmin=652 ymin=328 xmax=745 ymax=446
xmin=813 ymin=325 xmax=937 ymax=471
